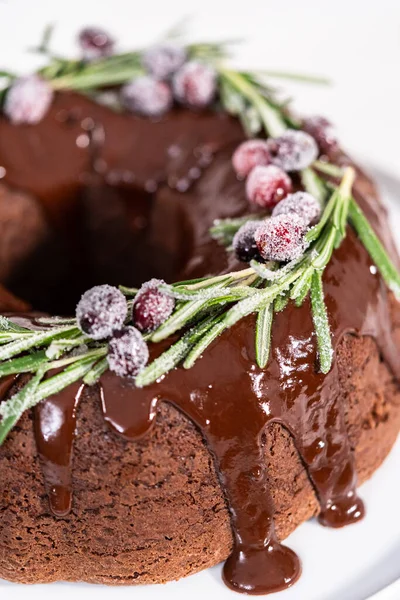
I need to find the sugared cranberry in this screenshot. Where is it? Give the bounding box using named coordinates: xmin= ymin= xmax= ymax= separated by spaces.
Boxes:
xmin=4 ymin=75 xmax=53 ymax=125
xmin=302 ymin=116 xmax=339 ymax=156
xmin=272 ymin=191 xmax=321 ymax=225
xmin=142 ymin=44 xmax=187 ymax=79
xmin=78 ymin=27 xmax=114 ymax=61
xmin=76 ymin=284 xmax=127 ymax=340
xmin=232 ymin=220 xmax=263 ymax=263
xmin=255 ymin=214 xmax=307 ymax=262
xmin=246 ymin=165 xmax=293 ymax=209
xmin=132 ymin=279 xmax=175 ymax=333
xmin=107 ymin=326 xmax=149 ymax=378
xmin=121 ymin=76 xmax=172 ymax=117
xmin=173 ymin=61 xmax=216 ymax=108
xmin=232 ymin=140 xmax=271 ymax=178
xmin=268 ymin=130 xmax=318 ymax=171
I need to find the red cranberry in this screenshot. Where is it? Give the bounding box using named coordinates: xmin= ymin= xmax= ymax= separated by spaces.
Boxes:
xmin=142 ymin=44 xmax=187 ymax=79
xmin=76 ymin=284 xmax=128 ymax=340
xmin=78 ymin=27 xmax=114 ymax=61
xmin=4 ymin=75 xmax=53 ymax=125
xmin=232 ymin=140 xmax=271 ymax=178
xmin=172 ymin=61 xmax=217 ymax=108
xmin=268 ymin=129 xmax=318 ymax=171
xmin=232 ymin=220 xmax=263 ymax=263
xmin=132 ymin=279 xmax=175 ymax=333
xmin=107 ymin=326 xmax=149 ymax=378
xmin=121 ymin=76 xmax=172 ymax=117
xmin=255 ymin=214 xmax=307 ymax=262
xmin=302 ymin=116 xmax=339 ymax=156
xmin=246 ymin=165 xmax=292 ymax=209
xmin=272 ymin=191 xmax=321 ymax=225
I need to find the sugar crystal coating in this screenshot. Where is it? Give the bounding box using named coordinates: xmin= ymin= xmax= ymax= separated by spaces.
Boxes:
xmin=133 ymin=279 xmax=175 ymax=333
xmin=142 ymin=44 xmax=187 ymax=79
xmin=107 ymin=326 xmax=149 ymax=378
xmin=78 ymin=27 xmax=115 ymax=61
xmin=246 ymin=165 xmax=293 ymax=209
xmin=272 ymin=191 xmax=321 ymax=225
xmin=173 ymin=61 xmax=217 ymax=108
xmin=255 ymin=214 xmax=307 ymax=262
xmin=232 ymin=220 xmax=263 ymax=263
xmin=268 ymin=129 xmax=319 ymax=171
xmin=4 ymin=75 xmax=54 ymax=125
xmin=232 ymin=140 xmax=271 ymax=178
xmin=121 ymin=76 xmax=172 ymax=117
xmin=76 ymin=284 xmax=127 ymax=340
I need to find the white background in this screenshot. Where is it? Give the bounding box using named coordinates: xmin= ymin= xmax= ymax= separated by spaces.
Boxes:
xmin=0 ymin=0 xmax=399 ymax=599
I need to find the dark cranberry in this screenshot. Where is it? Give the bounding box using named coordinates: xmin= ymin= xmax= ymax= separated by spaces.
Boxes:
xmin=232 ymin=140 xmax=271 ymax=178
xmin=268 ymin=130 xmax=318 ymax=171
xmin=121 ymin=76 xmax=172 ymax=117
xmin=272 ymin=191 xmax=321 ymax=225
xmin=78 ymin=27 xmax=114 ymax=60
xmin=246 ymin=165 xmax=292 ymax=209
xmin=4 ymin=75 xmax=53 ymax=125
xmin=173 ymin=61 xmax=217 ymax=108
xmin=254 ymin=214 xmax=307 ymax=262
xmin=107 ymin=326 xmax=149 ymax=378
xmin=132 ymin=279 xmax=175 ymax=333
xmin=232 ymin=220 xmax=263 ymax=263
xmin=76 ymin=284 xmax=127 ymax=340
xmin=302 ymin=116 xmax=339 ymax=156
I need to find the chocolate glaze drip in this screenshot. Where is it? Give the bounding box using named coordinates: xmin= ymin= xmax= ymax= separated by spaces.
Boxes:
xmin=34 ymin=381 xmax=85 ymax=517
xmin=0 ymin=93 xmax=399 ymax=594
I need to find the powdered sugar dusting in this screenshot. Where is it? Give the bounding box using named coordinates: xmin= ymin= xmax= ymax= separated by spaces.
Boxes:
xmin=121 ymin=76 xmax=172 ymax=117
xmin=255 ymin=214 xmax=307 ymax=262
xmin=133 ymin=279 xmax=175 ymax=333
xmin=269 ymin=129 xmax=319 ymax=171
xmin=76 ymin=285 xmax=127 ymax=340
xmin=4 ymin=75 xmax=54 ymax=125
xmin=272 ymin=191 xmax=321 ymax=225
xmin=107 ymin=326 xmax=149 ymax=378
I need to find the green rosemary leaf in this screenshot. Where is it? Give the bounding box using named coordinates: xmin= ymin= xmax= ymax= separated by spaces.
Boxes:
xmin=83 ymin=357 xmax=108 ymax=386
xmin=294 ymin=275 xmax=313 ymax=307
xmin=311 ymin=227 xmax=336 ymax=270
xmin=150 ymin=299 xmax=209 ymax=343
xmin=51 ymin=63 xmax=144 ymax=91
xmin=290 ymin=265 xmax=314 ymax=300
xmin=218 ymin=68 xmax=287 ymax=137
xmin=0 ymin=325 xmax=79 ymax=361
xmin=301 ymin=167 xmax=329 ymax=205
xmin=310 ymin=270 xmax=333 ymax=374
xmin=0 ymin=351 xmax=47 ymax=377
xmin=305 ymin=187 xmax=338 ymax=243
xmin=183 ymin=291 xmax=269 ymax=369
xmin=0 ymin=368 xmax=46 ymax=444
xmin=255 ymin=303 xmax=273 ymax=368
xmin=313 ymin=160 xmax=344 ymax=178
xmin=163 ymin=284 xmax=256 ymax=302
xmin=255 ymin=70 xmax=330 ymax=85
xmin=119 ymin=285 xmax=139 ymax=296
xmin=239 ymin=106 xmax=262 ymax=137
xmin=349 ymin=198 xmax=400 ymax=299
xmin=0 ymin=316 xmax=31 ymax=334
xmin=33 ymin=357 xmax=97 ymax=402
xmin=46 ymin=333 xmax=89 ymax=360
xmin=210 ymin=215 xmax=264 ymax=246
xmin=219 ymin=77 xmax=246 ymax=116
xmin=274 ymin=292 xmax=290 ymax=312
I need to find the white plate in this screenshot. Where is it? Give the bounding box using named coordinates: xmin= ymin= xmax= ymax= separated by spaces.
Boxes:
xmin=0 ymin=1 xmax=399 ymax=598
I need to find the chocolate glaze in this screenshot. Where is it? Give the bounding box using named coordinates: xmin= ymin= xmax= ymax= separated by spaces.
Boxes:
xmin=0 ymin=93 xmax=399 ymax=594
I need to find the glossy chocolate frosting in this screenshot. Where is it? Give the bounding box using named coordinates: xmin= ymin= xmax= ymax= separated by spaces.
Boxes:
xmin=0 ymin=92 xmax=399 ymax=595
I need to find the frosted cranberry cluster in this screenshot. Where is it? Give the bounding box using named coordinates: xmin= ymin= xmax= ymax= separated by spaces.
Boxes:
xmin=76 ymin=280 xmax=175 ymax=378
xmin=231 ymin=131 xmax=322 ymax=263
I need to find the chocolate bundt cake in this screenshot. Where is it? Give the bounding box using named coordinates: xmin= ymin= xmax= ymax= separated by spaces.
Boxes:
xmin=0 ymin=33 xmax=399 ymax=595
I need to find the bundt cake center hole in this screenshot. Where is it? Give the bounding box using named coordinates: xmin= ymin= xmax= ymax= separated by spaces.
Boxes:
xmin=4 ymin=184 xmax=192 ymax=315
